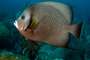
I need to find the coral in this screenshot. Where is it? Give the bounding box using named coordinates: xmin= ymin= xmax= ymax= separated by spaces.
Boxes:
xmin=0 ymin=22 xmax=10 ymax=36
xmin=0 ymin=53 xmax=29 ymax=60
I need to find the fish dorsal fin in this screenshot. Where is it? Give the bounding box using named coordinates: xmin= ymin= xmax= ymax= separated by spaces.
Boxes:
xmin=39 ymin=1 xmax=73 ymax=24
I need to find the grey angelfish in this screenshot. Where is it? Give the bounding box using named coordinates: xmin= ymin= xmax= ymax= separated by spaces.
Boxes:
xmin=14 ymin=1 xmax=83 ymax=48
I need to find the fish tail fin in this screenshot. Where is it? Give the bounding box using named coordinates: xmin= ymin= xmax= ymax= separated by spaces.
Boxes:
xmin=69 ymin=22 xmax=83 ymax=39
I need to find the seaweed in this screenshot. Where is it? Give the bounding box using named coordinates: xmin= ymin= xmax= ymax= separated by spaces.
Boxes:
xmin=18 ymin=30 xmax=49 ymax=59
xmin=24 ymin=0 xmax=31 ymax=9
xmin=19 ymin=32 xmax=46 ymax=59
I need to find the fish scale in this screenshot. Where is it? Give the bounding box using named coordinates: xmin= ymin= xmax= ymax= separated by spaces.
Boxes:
xmin=31 ymin=4 xmax=69 ymax=25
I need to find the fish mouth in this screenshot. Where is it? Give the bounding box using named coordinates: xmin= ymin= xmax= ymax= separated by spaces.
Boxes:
xmin=14 ymin=20 xmax=18 ymax=29
xmin=13 ymin=20 xmax=32 ymax=31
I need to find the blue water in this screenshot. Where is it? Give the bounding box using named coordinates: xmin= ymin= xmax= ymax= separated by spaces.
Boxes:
xmin=0 ymin=0 xmax=90 ymax=17
xmin=0 ymin=0 xmax=90 ymax=60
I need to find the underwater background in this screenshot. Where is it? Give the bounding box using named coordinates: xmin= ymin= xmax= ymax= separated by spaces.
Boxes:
xmin=0 ymin=0 xmax=90 ymax=60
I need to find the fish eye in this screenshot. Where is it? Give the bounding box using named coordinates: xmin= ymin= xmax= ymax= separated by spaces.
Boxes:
xmin=21 ymin=15 xmax=25 ymax=20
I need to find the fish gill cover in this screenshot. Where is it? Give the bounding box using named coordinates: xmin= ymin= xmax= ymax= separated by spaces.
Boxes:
xmin=0 ymin=0 xmax=90 ymax=60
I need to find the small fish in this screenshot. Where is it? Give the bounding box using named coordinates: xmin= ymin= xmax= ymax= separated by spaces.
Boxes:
xmin=14 ymin=1 xmax=83 ymax=48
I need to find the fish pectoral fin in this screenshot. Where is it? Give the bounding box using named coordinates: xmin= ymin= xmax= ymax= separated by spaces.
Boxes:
xmin=30 ymin=19 xmax=36 ymax=28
